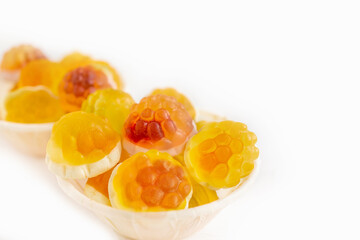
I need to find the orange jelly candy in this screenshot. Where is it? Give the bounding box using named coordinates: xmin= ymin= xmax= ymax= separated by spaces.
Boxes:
xmin=123 ymin=94 xmax=196 ymax=156
xmin=109 ymin=150 xmax=192 ymax=211
xmin=58 ymin=65 xmax=115 ymax=112
xmin=0 ymin=45 xmax=46 ymax=73
xmin=185 ymin=121 xmax=259 ymax=189
xmin=16 ymin=59 xmax=66 ymax=94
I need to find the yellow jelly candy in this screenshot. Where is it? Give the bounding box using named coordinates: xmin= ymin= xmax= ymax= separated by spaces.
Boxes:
xmin=150 ymin=88 xmax=196 ymax=119
xmin=58 ymin=65 xmax=117 ymax=113
xmin=60 ymin=52 xmax=123 ymax=89
xmin=46 ymin=111 xmax=121 ymax=179
xmin=16 ymin=59 xmax=67 ymax=94
xmin=173 ymin=154 xmax=218 ymax=208
xmin=185 ymin=121 xmax=259 ymax=189
xmin=82 ymin=89 xmax=134 ymax=134
xmin=123 ymin=94 xmax=196 ymax=156
xmin=0 ymin=44 xmax=46 ymax=72
xmin=109 ymin=150 xmax=193 ymax=211
xmin=4 ymin=86 xmax=64 ymax=123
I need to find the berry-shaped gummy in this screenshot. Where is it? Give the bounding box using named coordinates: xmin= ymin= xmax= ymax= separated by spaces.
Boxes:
xmin=0 ymin=45 xmax=46 ymax=80
xmin=59 ymin=65 xmax=116 ymax=112
xmin=109 ymin=150 xmax=192 ymax=211
xmin=4 ymin=86 xmax=64 ymax=123
xmin=123 ymin=94 xmax=196 ymax=156
xmin=82 ymin=89 xmax=134 ymax=134
xmin=150 ymin=88 xmax=196 ymax=119
xmin=16 ymin=59 xmax=66 ymax=94
xmin=60 ymin=52 xmax=123 ymax=89
xmin=46 ymin=111 xmax=121 ymax=179
xmin=185 ymin=121 xmax=259 ymax=189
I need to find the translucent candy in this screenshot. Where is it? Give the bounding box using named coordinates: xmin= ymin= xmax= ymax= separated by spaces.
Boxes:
xmin=150 ymin=88 xmax=196 ymax=119
xmin=46 ymin=111 xmax=121 ymax=179
xmin=58 ymin=65 xmax=115 ymax=113
xmin=16 ymin=59 xmax=66 ymax=94
xmin=173 ymin=154 xmax=218 ymax=208
xmin=84 ymin=166 xmax=116 ymax=206
xmin=82 ymin=89 xmax=134 ymax=134
xmin=185 ymin=121 xmax=259 ymax=189
xmin=0 ymin=45 xmax=46 ymax=72
xmin=123 ymin=94 xmax=196 ymax=156
xmin=60 ymin=52 xmax=123 ymax=89
xmin=4 ymin=86 xmax=64 ymax=123
xmin=109 ymin=150 xmax=192 ymax=212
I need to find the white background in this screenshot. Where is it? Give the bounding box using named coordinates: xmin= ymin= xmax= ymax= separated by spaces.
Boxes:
xmin=0 ymin=0 xmax=360 ymax=239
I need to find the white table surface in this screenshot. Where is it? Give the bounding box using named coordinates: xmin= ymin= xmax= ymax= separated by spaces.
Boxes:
xmin=0 ymin=0 xmax=359 ymax=239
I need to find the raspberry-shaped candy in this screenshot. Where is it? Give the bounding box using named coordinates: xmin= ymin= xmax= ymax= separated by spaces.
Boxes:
xmin=82 ymin=89 xmax=134 ymax=134
xmin=0 ymin=45 xmax=46 ymax=80
xmin=4 ymin=86 xmax=64 ymax=123
xmin=185 ymin=121 xmax=259 ymax=189
xmin=150 ymin=88 xmax=196 ymax=119
xmin=60 ymin=52 xmax=123 ymax=89
xmin=59 ymin=65 xmax=116 ymax=112
xmin=46 ymin=111 xmax=121 ymax=179
xmin=16 ymin=60 xmax=66 ymax=94
xmin=109 ymin=150 xmax=192 ymax=211
xmin=123 ymin=94 xmax=196 ymax=156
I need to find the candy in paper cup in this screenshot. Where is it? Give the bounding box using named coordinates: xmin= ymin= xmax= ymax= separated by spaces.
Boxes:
xmin=54 ymin=111 xmax=260 ymax=240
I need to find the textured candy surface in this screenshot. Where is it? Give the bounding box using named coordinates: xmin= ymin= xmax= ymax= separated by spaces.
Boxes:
xmin=17 ymin=60 xmax=66 ymax=94
xmin=82 ymin=89 xmax=134 ymax=134
xmin=123 ymin=94 xmax=195 ymax=155
xmin=59 ymin=65 xmax=114 ymax=112
xmin=47 ymin=111 xmax=120 ymax=166
xmin=185 ymin=121 xmax=259 ymax=189
xmin=150 ymin=88 xmax=196 ymax=119
xmin=109 ymin=150 xmax=192 ymax=211
xmin=60 ymin=52 xmax=123 ymax=89
xmin=0 ymin=45 xmax=46 ymax=71
xmin=4 ymin=86 xmax=64 ymax=123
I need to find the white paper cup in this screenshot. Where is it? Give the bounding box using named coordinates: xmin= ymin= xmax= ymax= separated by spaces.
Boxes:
xmin=56 ymin=159 xmax=259 ymax=240
xmin=0 ymin=120 xmax=53 ymax=157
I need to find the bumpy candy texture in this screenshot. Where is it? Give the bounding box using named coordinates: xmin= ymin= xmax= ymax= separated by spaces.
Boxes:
xmin=47 ymin=111 xmax=120 ymax=166
xmin=60 ymin=52 xmax=123 ymax=89
xmin=109 ymin=150 xmax=192 ymax=211
xmin=16 ymin=60 xmax=66 ymax=94
xmin=150 ymin=88 xmax=196 ymax=119
xmin=82 ymin=89 xmax=134 ymax=134
xmin=59 ymin=65 xmax=114 ymax=112
xmin=4 ymin=86 xmax=64 ymax=123
xmin=185 ymin=121 xmax=259 ymax=189
xmin=123 ymin=94 xmax=195 ymax=156
xmin=0 ymin=45 xmax=46 ymax=71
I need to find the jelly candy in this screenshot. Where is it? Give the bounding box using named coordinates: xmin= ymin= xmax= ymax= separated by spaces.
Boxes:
xmin=150 ymin=88 xmax=196 ymax=119
xmin=185 ymin=121 xmax=259 ymax=189
xmin=84 ymin=166 xmax=115 ymax=206
xmin=58 ymin=65 xmax=116 ymax=113
xmin=108 ymin=150 xmax=192 ymax=211
xmin=82 ymin=89 xmax=134 ymax=134
xmin=189 ymin=179 xmax=218 ymax=208
xmin=0 ymin=45 xmax=46 ymax=80
xmin=123 ymin=94 xmax=196 ymax=156
xmin=173 ymin=154 xmax=218 ymax=207
xmin=4 ymin=86 xmax=64 ymax=123
xmin=16 ymin=59 xmax=67 ymax=94
xmin=46 ymin=111 xmax=121 ymax=179
xmin=60 ymin=52 xmax=123 ymax=89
